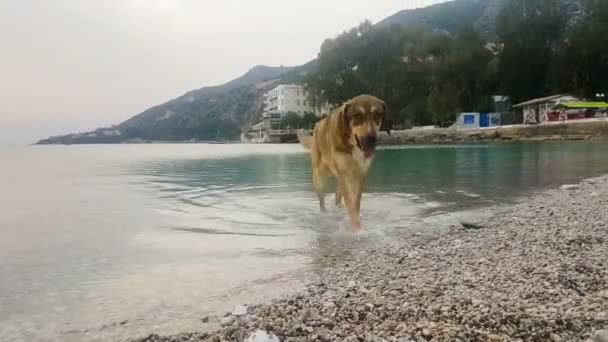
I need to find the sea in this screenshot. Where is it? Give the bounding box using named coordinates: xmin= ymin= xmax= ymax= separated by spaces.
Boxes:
xmin=2 ymin=141 xmax=608 ymax=341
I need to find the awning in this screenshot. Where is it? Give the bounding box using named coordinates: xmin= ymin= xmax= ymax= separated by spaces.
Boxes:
xmin=556 ymin=101 xmax=608 ymax=109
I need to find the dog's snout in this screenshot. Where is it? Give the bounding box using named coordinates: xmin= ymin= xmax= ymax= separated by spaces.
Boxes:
xmin=363 ymin=135 xmax=377 ymax=150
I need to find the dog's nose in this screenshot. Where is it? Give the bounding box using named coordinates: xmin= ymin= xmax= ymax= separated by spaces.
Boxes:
xmin=363 ymin=135 xmax=377 ymax=150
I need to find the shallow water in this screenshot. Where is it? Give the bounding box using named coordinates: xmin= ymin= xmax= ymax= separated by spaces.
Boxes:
xmin=1 ymin=142 xmax=608 ymax=341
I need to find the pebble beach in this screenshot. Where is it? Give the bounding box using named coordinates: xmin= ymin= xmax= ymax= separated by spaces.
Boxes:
xmin=134 ymin=176 xmax=608 ymax=342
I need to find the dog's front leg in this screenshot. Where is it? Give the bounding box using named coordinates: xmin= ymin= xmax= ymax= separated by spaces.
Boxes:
xmin=339 ymin=175 xmax=364 ymax=232
xmin=355 ymin=177 xmax=366 ymax=213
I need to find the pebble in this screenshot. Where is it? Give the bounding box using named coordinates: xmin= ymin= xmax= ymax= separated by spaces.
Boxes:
xmin=594 ymin=330 xmax=608 ymax=342
xmin=220 ymin=316 xmax=234 ymax=327
xmin=460 ymin=221 xmax=484 ymax=229
xmin=232 ymin=304 xmax=248 ymax=317
xmin=323 ymin=301 xmax=336 ymax=309
xmin=244 ymin=330 xmax=280 ymax=342
xmin=561 ymin=184 xmax=580 ymax=190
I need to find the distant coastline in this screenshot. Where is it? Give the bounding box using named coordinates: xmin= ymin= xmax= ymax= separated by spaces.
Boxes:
xmin=36 ymin=118 xmax=608 ymax=146
xmin=379 ymin=118 xmax=608 ymax=145
xmin=35 ymin=139 xmax=240 ymax=145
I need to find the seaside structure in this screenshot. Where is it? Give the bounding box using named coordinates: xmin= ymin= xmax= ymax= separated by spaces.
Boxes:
xmin=513 ymin=94 xmax=579 ymax=124
xmin=453 ymin=112 xmax=502 ymax=129
xmin=550 ymin=101 xmax=608 ymax=121
xmin=244 ymin=84 xmax=336 ymax=143
xmin=492 ymin=95 xmax=511 ymax=114
xmin=263 ymin=84 xmax=314 ymax=116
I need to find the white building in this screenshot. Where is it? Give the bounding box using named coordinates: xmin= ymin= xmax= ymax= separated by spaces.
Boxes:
xmin=264 ymin=84 xmax=315 ymax=116
xmin=101 ymin=129 xmax=121 ymax=137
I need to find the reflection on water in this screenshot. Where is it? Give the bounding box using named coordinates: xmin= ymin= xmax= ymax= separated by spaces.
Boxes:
xmin=1 ymin=142 xmax=608 ymax=341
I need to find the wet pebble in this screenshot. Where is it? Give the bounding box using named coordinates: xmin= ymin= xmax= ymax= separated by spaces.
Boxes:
xmin=232 ymin=304 xmax=248 ymax=317
xmin=244 ymin=330 xmax=280 ymax=342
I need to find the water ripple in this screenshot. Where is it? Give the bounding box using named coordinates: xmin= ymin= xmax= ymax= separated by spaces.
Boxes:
xmin=170 ymin=226 xmax=293 ymax=237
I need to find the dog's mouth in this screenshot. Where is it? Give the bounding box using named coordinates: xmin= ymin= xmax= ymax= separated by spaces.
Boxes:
xmin=355 ymin=135 xmax=375 ymax=159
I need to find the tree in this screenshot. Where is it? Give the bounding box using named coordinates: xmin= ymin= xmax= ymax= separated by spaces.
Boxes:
xmin=305 ymin=21 xmax=498 ymax=127
xmin=303 ymin=0 xmax=603 ymax=128
xmin=496 ymin=0 xmax=565 ymax=103
xmin=280 ymin=112 xmax=301 ymax=129
xmin=427 ymin=26 xmax=496 ymax=125
xmin=279 ymin=112 xmax=320 ymax=129
xmin=554 ymin=0 xmax=608 ymax=98
xmin=300 ymin=112 xmax=321 ymax=129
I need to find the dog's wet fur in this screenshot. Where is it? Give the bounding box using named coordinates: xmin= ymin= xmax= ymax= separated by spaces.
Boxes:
xmin=299 ymin=94 xmax=387 ymax=232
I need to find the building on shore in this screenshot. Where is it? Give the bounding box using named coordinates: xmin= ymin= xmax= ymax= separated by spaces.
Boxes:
xmin=242 ymin=84 xmax=337 ymax=143
xmin=492 ymin=95 xmax=511 ymax=114
xmin=513 ymin=94 xmax=580 ymax=125
xmin=263 ymin=83 xmax=334 ymax=117
xmin=551 ymin=101 xmax=608 ymax=121
xmin=453 ymin=112 xmax=502 ymax=129
xmin=264 ymin=84 xmax=315 ymax=116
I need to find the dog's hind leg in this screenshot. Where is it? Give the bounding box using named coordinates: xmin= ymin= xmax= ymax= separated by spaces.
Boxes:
xmin=318 ymin=193 xmax=326 ymax=212
xmin=312 ymin=168 xmax=327 ymax=212
xmin=334 ymin=184 xmax=343 ymax=206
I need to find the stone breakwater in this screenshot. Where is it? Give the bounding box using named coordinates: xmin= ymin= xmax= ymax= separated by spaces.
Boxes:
xmin=135 ymin=176 xmax=608 ymax=342
xmin=378 ymin=120 xmax=608 ymax=145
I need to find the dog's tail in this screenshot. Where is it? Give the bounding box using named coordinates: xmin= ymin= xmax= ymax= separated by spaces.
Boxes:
xmin=297 ymin=129 xmax=313 ymax=150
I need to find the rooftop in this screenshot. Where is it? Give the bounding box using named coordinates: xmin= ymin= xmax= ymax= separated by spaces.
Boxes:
xmin=513 ymin=94 xmax=574 ymax=108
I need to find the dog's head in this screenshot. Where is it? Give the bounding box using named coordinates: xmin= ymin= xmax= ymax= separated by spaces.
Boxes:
xmin=337 ymin=94 xmax=387 ymax=158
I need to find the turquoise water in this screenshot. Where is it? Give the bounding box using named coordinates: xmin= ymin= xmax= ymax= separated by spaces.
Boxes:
xmin=1 ymin=142 xmax=608 ymax=341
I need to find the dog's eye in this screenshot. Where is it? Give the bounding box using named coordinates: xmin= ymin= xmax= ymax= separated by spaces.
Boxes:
xmin=351 ymin=113 xmax=365 ymax=125
xmin=372 ymin=111 xmax=383 ymax=121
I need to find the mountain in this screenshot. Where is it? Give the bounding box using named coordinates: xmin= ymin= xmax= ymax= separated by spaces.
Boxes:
xmin=37 ymin=65 xmax=295 ymax=144
xmin=37 ymin=0 xmax=584 ymax=144
xmin=377 ymin=0 xmax=584 ymax=37
xmin=376 ymin=0 xmax=495 ymax=35
xmin=117 ymin=65 xmax=294 ymax=142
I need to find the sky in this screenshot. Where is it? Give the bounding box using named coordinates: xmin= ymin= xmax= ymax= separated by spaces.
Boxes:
xmin=0 ymin=0 xmax=445 ymax=145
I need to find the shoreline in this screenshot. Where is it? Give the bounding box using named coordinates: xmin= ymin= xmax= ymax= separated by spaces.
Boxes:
xmin=133 ymin=176 xmax=608 ymax=341
xmin=35 ymin=119 xmax=608 ymax=146
xmin=378 ymin=119 xmax=608 ymax=145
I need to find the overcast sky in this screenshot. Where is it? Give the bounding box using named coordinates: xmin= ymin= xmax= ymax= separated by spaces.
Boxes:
xmin=0 ymin=0 xmax=444 ymax=145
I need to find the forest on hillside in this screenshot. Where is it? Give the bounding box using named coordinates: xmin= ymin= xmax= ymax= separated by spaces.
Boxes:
xmin=303 ymin=0 xmax=608 ymax=127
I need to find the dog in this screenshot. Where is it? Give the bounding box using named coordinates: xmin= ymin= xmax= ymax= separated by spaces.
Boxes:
xmin=298 ymin=94 xmax=387 ymax=232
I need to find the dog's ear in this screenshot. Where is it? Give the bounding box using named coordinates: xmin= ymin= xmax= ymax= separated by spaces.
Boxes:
xmin=342 ymin=103 xmax=351 ymax=128
xmin=336 ymin=102 xmax=352 ymax=143
xmin=379 ymin=100 xmax=387 ymax=114
xmin=379 ymin=101 xmax=392 ymax=135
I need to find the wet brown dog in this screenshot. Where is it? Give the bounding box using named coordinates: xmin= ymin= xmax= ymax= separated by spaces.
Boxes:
xmin=299 ymin=94 xmax=387 ymax=232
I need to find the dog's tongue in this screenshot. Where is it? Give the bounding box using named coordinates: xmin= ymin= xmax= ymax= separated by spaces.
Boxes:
xmin=364 ymin=149 xmax=375 ymax=159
